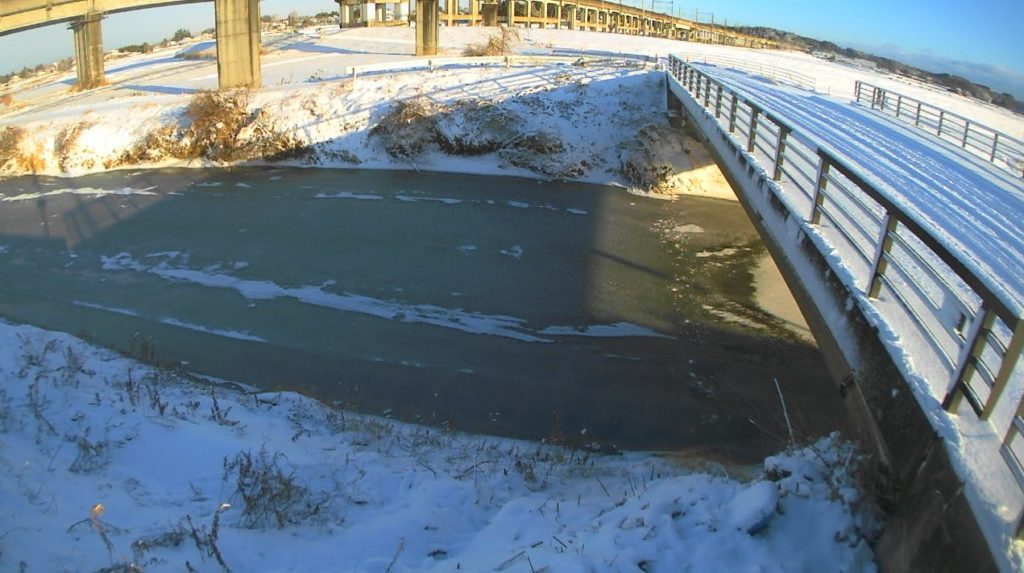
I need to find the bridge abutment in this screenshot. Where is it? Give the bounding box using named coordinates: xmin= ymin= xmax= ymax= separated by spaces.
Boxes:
xmin=214 ymin=0 xmax=261 ymax=90
xmin=70 ymin=13 xmax=105 ymax=90
xmin=415 ymin=0 xmax=439 ymax=56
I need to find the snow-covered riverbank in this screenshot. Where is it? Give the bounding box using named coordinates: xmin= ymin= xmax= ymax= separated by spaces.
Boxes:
xmin=0 ymin=320 xmax=878 ymax=572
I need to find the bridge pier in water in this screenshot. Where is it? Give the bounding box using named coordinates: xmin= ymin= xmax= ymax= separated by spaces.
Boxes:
xmin=69 ymin=13 xmax=104 ymax=90
xmin=415 ymin=0 xmax=439 ymax=56
xmin=214 ymin=0 xmax=261 ymax=90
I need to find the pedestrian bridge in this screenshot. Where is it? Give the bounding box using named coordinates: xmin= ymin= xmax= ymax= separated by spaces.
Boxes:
xmin=666 ymin=56 xmax=1024 ymax=571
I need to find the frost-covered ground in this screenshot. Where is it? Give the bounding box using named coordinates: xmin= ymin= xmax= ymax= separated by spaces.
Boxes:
xmin=2 ymin=23 xmax=1023 ymax=571
xmin=0 ymin=321 xmax=878 ymax=572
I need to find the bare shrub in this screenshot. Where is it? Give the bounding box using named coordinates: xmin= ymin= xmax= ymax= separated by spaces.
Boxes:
xmin=240 ymin=108 xmax=310 ymax=161
xmin=69 ymin=436 xmax=111 ymax=473
xmin=435 ymin=100 xmax=519 ymax=155
xmin=223 ymin=447 xmax=326 ymax=528
xmin=54 ymin=121 xmax=94 ymax=172
xmin=116 ymin=125 xmax=183 ymax=166
xmin=369 ymin=98 xmax=439 ymax=158
xmin=114 ymin=91 xmax=309 ymax=168
xmin=184 ymin=90 xmax=253 ymax=161
xmin=462 ymin=26 xmax=520 ymax=57
xmin=0 ymin=125 xmax=24 ymax=169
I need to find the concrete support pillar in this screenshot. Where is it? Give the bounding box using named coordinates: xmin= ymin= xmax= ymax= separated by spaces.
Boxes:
xmin=70 ymin=13 xmax=105 ymax=90
xmin=339 ymin=3 xmax=352 ymax=26
xmin=507 ymin=0 xmax=515 ymax=27
xmin=415 ymin=0 xmax=438 ymax=55
xmin=214 ymin=0 xmax=261 ymax=90
xmin=566 ymin=6 xmax=575 ymax=29
xmin=480 ymin=2 xmax=498 ymax=25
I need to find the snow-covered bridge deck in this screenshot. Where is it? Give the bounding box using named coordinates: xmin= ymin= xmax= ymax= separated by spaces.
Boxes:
xmin=667 ymin=56 xmax=1024 ymax=568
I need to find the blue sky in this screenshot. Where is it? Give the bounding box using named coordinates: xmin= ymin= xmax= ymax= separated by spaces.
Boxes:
xmin=2 ymin=0 xmax=1023 ymax=96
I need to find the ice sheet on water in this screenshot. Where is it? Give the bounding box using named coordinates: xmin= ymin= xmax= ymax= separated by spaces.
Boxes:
xmin=0 ymin=186 xmax=158 ymax=202
xmin=101 ymin=252 xmax=550 ymax=343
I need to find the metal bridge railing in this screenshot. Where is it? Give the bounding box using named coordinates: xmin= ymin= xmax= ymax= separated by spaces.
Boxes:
xmin=668 ymin=56 xmax=1024 ymax=518
xmin=854 ymin=81 xmax=1024 ymax=180
xmin=681 ymin=53 xmax=817 ymax=93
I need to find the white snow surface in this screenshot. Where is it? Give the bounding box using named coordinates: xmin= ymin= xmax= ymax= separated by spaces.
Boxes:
xmin=0 ymin=321 xmax=878 ymax=572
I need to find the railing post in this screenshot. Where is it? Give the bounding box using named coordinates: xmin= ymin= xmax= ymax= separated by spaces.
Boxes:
xmin=962 ymin=121 xmax=971 ymax=149
xmin=810 ymin=153 xmax=830 ymax=224
xmin=982 ymin=320 xmax=1024 ymax=420
xmin=867 ymin=211 xmax=898 ymax=298
xmin=715 ymin=86 xmax=722 ymax=119
xmin=938 ymin=110 xmax=945 ymax=136
xmin=942 ymin=309 xmax=996 ymax=413
xmin=772 ymin=124 xmax=790 ymax=181
xmin=1001 ymin=398 xmax=1024 ymax=499
xmin=747 ymin=107 xmax=759 ymax=153
xmin=991 ymin=133 xmax=1000 ymax=162
xmin=895 ymin=95 xmax=902 ymax=118
xmin=915 ymin=102 xmax=922 ymax=127
xmin=854 ymin=81 xmax=861 ymax=103
xmin=704 ymin=80 xmax=712 ymax=108
xmin=728 ymin=93 xmax=738 ymax=133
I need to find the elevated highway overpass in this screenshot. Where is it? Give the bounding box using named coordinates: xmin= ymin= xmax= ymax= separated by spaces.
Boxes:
xmin=1 ymin=0 xmax=776 ymax=89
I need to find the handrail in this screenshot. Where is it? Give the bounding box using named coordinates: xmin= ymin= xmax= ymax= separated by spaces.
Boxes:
xmin=684 ymin=53 xmax=817 ymax=93
xmin=667 ymin=57 xmax=1024 ymax=513
xmin=854 ymin=80 xmax=1024 ymax=180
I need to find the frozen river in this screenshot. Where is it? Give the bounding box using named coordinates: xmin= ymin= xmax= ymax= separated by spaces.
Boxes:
xmin=0 ymin=167 xmax=842 ymax=460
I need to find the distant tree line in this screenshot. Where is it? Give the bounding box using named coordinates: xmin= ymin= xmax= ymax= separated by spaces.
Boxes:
xmin=727 ymin=25 xmax=1024 ymax=115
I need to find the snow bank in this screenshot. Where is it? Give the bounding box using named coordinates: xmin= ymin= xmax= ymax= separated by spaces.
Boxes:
xmin=0 ymin=320 xmax=879 ymax=572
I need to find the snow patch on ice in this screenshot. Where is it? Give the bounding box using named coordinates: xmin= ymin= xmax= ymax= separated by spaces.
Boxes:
xmin=0 ymin=186 xmax=158 ymax=202
xmin=72 ymin=300 xmax=140 ymax=317
xmin=101 ymin=252 xmax=549 ymax=343
xmin=500 ymin=245 xmax=524 ymax=258
xmin=160 ymin=317 xmax=266 ymax=343
xmin=674 ymin=224 xmax=705 ymax=234
xmin=540 ymin=322 xmax=675 ymax=339
xmin=315 ymin=191 xmax=384 ymax=201
xmin=395 ymin=193 xmax=463 ymax=205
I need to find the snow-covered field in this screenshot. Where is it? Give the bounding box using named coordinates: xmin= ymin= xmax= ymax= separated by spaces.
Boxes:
xmin=3 ymin=23 xmax=1024 ymax=571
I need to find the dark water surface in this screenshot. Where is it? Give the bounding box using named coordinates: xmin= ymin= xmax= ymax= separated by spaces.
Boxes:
xmin=0 ymin=167 xmax=845 ymax=461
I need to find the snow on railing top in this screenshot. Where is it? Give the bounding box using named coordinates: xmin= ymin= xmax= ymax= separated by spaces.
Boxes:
xmin=854 ymin=81 xmax=1024 ymax=180
xmin=680 ymin=53 xmax=817 ymax=93
xmin=665 ymin=55 xmax=1024 ymax=541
